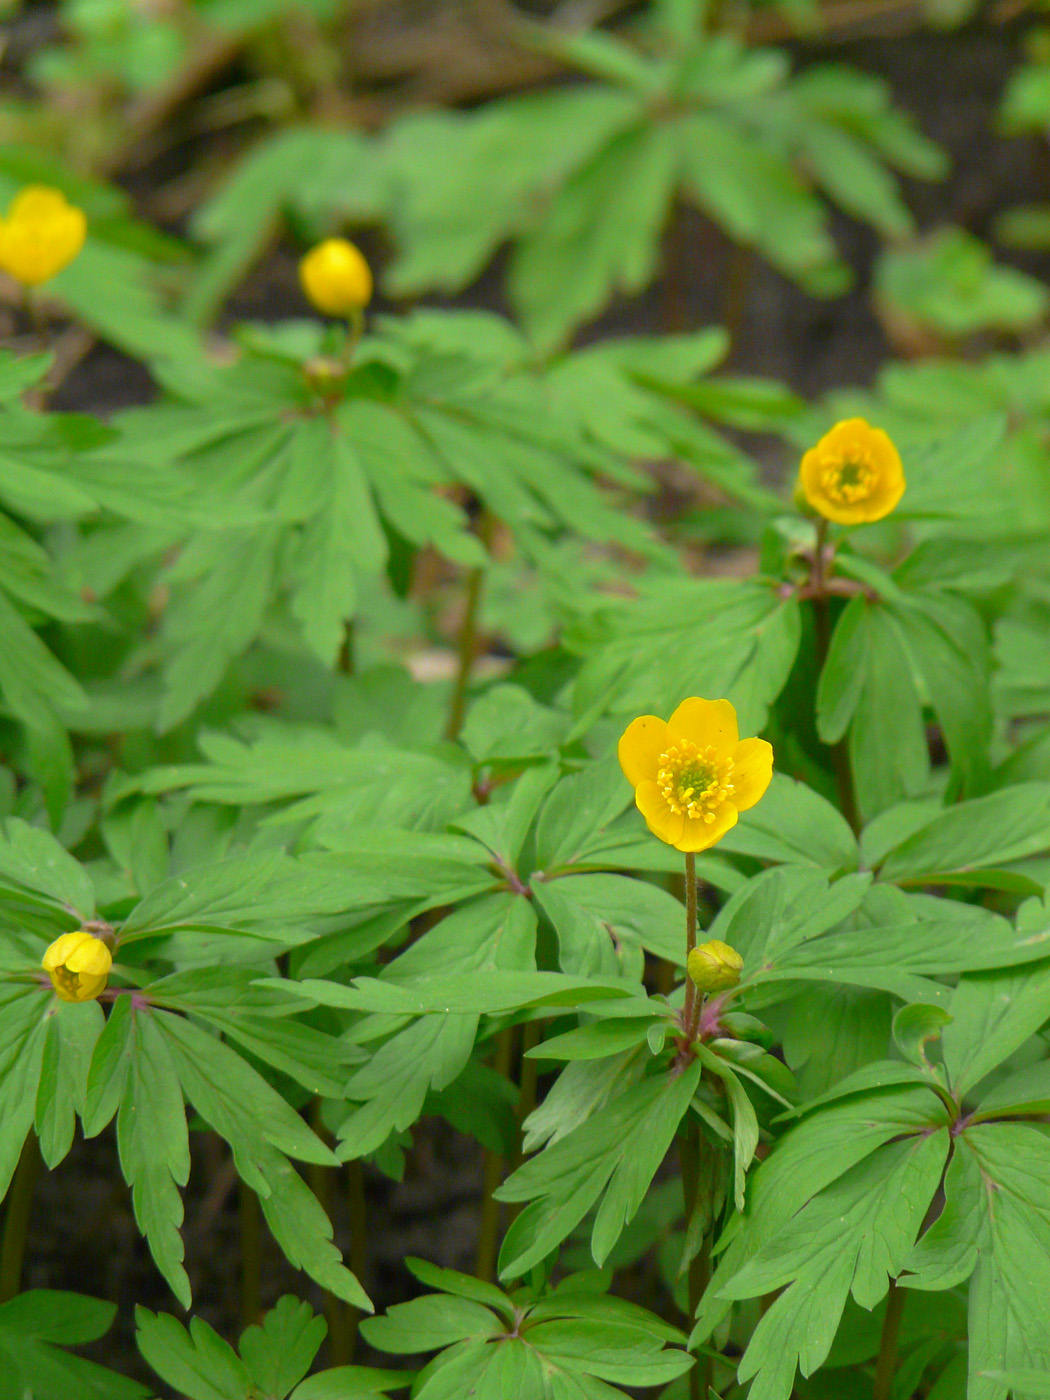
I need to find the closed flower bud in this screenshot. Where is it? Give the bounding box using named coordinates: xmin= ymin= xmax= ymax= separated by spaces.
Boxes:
xmin=299 ymin=238 xmax=373 ymax=316
xmin=687 ymin=939 xmax=744 ymax=994
xmin=42 ymin=931 xmax=112 ymax=1003
xmin=0 ymin=186 xmax=87 ymax=288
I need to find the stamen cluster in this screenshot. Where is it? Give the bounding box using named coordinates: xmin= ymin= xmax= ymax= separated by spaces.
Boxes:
xmin=657 ymin=742 xmax=735 ymax=824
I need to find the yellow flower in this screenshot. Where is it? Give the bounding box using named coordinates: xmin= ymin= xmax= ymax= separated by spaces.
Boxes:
xmin=41 ymin=931 xmax=112 ymax=1004
xmin=687 ymin=940 xmax=744 ymax=994
xmin=299 ymin=238 xmax=373 ymax=316
xmin=0 ymin=186 xmax=87 ymax=288
xmin=797 ymin=418 xmax=905 ymax=525
xmin=618 ymin=697 xmax=773 ymax=852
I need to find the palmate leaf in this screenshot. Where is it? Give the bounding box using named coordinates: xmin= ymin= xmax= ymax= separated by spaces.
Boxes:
xmin=111 ymin=308 xmax=658 ymax=724
xmin=495 ymin=1061 xmax=702 ymax=1278
xmin=708 ymin=968 xmax=1050 ymax=1400
xmin=136 ymin=1298 xmax=405 ymax=1400
xmin=724 ymin=1131 xmax=950 ymax=1400
xmin=376 ymin=19 xmax=941 ymax=345
xmin=362 ymin=1262 xmax=689 ymax=1400
xmin=818 ymin=567 xmax=995 ymax=818
xmin=567 ymin=574 xmax=800 ymax=738
xmin=0 ymin=1291 xmax=147 ymax=1400
xmin=131 ymin=716 xmax=474 ymax=836
xmin=83 ymin=998 xmax=371 ymax=1311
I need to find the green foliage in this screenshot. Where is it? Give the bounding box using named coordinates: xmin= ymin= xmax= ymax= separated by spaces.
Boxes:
xmin=2 ymin=10 xmax=1050 ymax=1399
xmin=136 ymin=1297 xmax=406 ymax=1400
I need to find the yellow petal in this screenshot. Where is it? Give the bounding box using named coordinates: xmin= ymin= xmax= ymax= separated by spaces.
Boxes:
xmin=667 ymin=697 xmax=738 ymax=755
xmin=635 ymin=779 xmax=684 ymax=847
xmin=732 ymin=738 xmax=774 ymax=812
xmin=618 ymin=716 xmax=670 ymax=788
xmin=65 ymin=937 xmax=112 ymax=977
xmin=41 ymin=930 xmax=91 ymax=973
xmin=9 ymin=187 xmax=71 ymax=221
xmin=75 ymin=972 xmax=108 ymax=1002
xmin=675 ymin=802 xmax=738 ymax=852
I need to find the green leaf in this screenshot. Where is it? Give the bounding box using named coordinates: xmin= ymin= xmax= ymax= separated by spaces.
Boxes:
xmin=34 ymin=1000 xmax=104 ymax=1169
xmin=281 ymin=970 xmax=646 ymax=1017
xmin=361 ymin=1295 xmax=503 ymax=1354
xmin=878 ymin=785 xmax=1050 ymax=889
xmin=0 ymin=992 xmax=48 ymax=1198
xmin=694 ymin=1084 xmax=947 ymax=1346
xmin=496 ymin=1060 xmax=702 ymax=1276
xmin=238 ymin=1296 xmax=327 ymax=1399
xmin=723 ymin=1130 xmax=949 ymax=1400
xmin=569 ymin=576 xmax=800 ymax=739
xmin=906 ymin=1125 xmax=1050 ymax=1396
xmin=0 ymin=1291 xmax=146 ymax=1400
xmin=116 ymin=1008 xmax=192 ymax=1307
xmin=942 ymin=965 xmax=1050 ymax=1096
xmin=718 ymin=774 xmax=858 ymax=871
xmin=135 ymin=1309 xmax=251 ymax=1400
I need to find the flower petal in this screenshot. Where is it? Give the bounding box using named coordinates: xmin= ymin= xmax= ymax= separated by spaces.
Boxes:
xmin=732 ymin=738 xmax=774 ymax=812
xmin=667 ymin=697 xmax=738 ymax=754
xmin=66 ymin=938 xmax=112 ymax=976
xmin=635 ymin=780 xmax=684 ymax=847
xmin=618 ymin=716 xmax=670 ymax=788
xmin=41 ymin=930 xmax=89 ymax=972
xmin=675 ymin=802 xmax=738 ymax=852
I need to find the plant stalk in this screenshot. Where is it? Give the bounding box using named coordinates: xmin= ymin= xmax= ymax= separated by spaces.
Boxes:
xmin=445 ymin=563 xmax=485 ymax=743
xmin=308 ymin=1102 xmax=354 ymax=1364
xmin=678 ymin=1122 xmax=712 ymax=1400
xmin=476 ymin=1024 xmax=515 ymax=1280
xmin=872 ymin=1280 xmax=905 ymax=1400
xmin=810 ymin=518 xmax=860 ymax=835
xmin=239 ymin=1179 xmax=262 ymax=1328
xmin=345 ymin=1159 xmax=369 ymax=1360
xmin=0 ymin=1135 xmax=40 ymax=1302
xmin=682 ymin=851 xmax=699 ymax=1043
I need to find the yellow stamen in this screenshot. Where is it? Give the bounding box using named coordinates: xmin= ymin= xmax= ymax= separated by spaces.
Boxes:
xmin=656 ymin=741 xmax=735 ymax=823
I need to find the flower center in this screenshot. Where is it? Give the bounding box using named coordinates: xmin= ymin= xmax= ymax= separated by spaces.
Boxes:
xmin=821 ymin=456 xmax=877 ymax=505
xmin=52 ymin=965 xmax=81 ymax=996
xmin=657 ymin=741 xmax=735 ymax=823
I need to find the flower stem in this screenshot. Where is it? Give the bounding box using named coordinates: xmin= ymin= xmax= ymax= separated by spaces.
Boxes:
xmin=682 ymin=852 xmax=699 ymax=1043
xmin=678 ymin=1122 xmax=712 ymax=1400
xmin=872 ymin=1280 xmax=905 ymax=1400
xmin=445 ymin=562 xmax=485 ymax=743
xmin=476 ymin=1024 xmax=515 ymax=1280
xmin=345 ymin=1159 xmax=369 ymax=1360
xmin=0 ymin=1134 xmax=40 ymax=1302
xmin=239 ymin=1178 xmax=262 ymax=1327
xmin=809 ymin=519 xmax=860 ymax=835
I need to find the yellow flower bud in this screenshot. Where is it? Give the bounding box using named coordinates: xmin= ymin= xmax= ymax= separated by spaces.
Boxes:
xmin=42 ymin=931 xmax=112 ymax=1003
xmin=299 ymin=238 xmax=373 ymax=317
xmin=796 ymin=418 xmax=905 ymax=526
xmin=687 ymin=940 xmax=744 ymax=994
xmin=0 ymin=186 xmax=87 ymax=288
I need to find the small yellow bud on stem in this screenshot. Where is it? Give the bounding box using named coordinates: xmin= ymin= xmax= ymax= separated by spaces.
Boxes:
xmin=687 ymin=939 xmax=744 ymax=994
xmin=299 ymin=239 xmax=373 ymax=318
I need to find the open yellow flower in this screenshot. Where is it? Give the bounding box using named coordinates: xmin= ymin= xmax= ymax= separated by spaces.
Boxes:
xmin=0 ymin=186 xmax=87 ymax=288
xmin=797 ymin=418 xmax=905 ymax=525
xmin=299 ymin=238 xmax=373 ymax=317
xmin=42 ymin=931 xmax=112 ymax=1004
xmin=618 ymin=697 xmax=773 ymax=852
